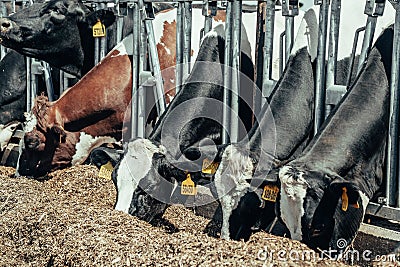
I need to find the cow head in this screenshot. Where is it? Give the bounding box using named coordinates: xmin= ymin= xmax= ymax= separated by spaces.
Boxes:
xmin=17 ymin=119 xmax=67 ymax=177
xmin=0 ymin=0 xmax=115 ymax=76
xmin=112 ymin=138 xmax=170 ymax=220
xmin=278 ymin=165 xmax=369 ymax=251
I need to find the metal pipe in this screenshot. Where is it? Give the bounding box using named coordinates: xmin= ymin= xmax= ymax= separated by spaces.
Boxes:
xmin=176 ymin=2 xmax=184 ymax=94
xmin=284 ymin=16 xmax=294 ymax=62
xmin=279 ymin=31 xmax=285 ymax=77
xmin=100 ymin=36 xmax=106 ymax=61
xmin=222 ymin=1 xmax=233 ymax=144
xmin=26 ymin=57 xmax=32 ymax=112
xmin=262 ymin=0 xmax=276 ymax=102
xmin=184 ymin=1 xmax=192 ymax=79
xmin=42 ymin=62 xmax=54 ymax=102
xmin=356 ymin=16 xmax=377 ymax=75
xmin=130 ymin=3 xmax=140 ymax=139
xmin=346 ymin=26 xmax=365 ymax=88
xmin=326 ymin=0 xmax=341 ymax=88
xmin=229 ymin=0 xmax=242 ymax=143
xmin=144 ymin=19 xmax=166 ymax=115
xmin=314 ymin=0 xmax=330 ymax=135
xmin=203 ymin=0 xmax=213 ymax=34
xmin=386 ymin=3 xmax=400 ymax=208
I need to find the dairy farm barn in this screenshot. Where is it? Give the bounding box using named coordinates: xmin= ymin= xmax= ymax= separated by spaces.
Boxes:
xmin=0 ymin=0 xmax=399 ymax=266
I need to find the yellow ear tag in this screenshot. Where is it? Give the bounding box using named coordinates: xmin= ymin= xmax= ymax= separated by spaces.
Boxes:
xmin=261 ymin=185 xmax=279 ymax=202
xmin=92 ymin=20 xmax=106 ymax=37
xmin=181 ymin=173 xmax=197 ymax=196
xmin=98 ymin=161 xmax=113 ymax=180
xmin=341 ymin=187 xmax=349 ymax=211
xmin=202 ymin=159 xmax=220 ymax=174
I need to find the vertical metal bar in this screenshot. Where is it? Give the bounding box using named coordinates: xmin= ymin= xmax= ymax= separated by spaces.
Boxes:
xmin=176 ymin=2 xmax=184 ymax=94
xmin=26 ymin=57 xmax=32 ymax=112
xmin=59 ymin=70 xmax=64 ymax=95
xmin=356 ymin=16 xmax=377 ymax=75
xmin=140 ymin=18 xmax=147 ymax=72
xmin=262 ymin=0 xmax=276 ymax=103
xmin=222 ymin=1 xmax=233 ymax=144
xmin=184 ymin=2 xmax=192 ymax=79
xmin=386 ymin=4 xmax=400 ymax=208
xmin=100 ymin=37 xmax=106 ymax=61
xmin=131 ymin=3 xmax=140 ymax=139
xmin=203 ymin=0 xmax=213 ymax=34
xmin=285 ymin=16 xmax=294 ymax=62
xmin=326 ymin=0 xmax=341 ymax=88
xmin=279 ymin=31 xmax=285 ymax=76
xmin=314 ymin=0 xmax=330 ymax=135
xmin=229 ymin=0 xmax=242 ymax=143
xmin=346 ymin=27 xmax=365 ymax=88
xmin=42 ymin=62 xmax=54 ymax=102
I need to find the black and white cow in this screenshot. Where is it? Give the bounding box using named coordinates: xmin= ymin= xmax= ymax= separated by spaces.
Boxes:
xmin=112 ymin=24 xmax=256 ymax=218
xmin=278 ymin=25 xmax=393 ymax=251
xmin=117 ymin=8 xmax=318 ymax=231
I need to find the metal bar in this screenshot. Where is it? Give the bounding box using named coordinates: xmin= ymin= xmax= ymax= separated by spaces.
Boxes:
xmin=229 ymin=0 xmax=242 ymax=143
xmin=279 ymin=31 xmax=285 ymax=77
xmin=313 ymin=0 xmax=330 ymax=135
xmin=202 ymin=0 xmax=212 ymax=34
xmin=326 ymin=0 xmax=341 ymax=88
xmin=284 ymin=16 xmax=294 ymax=62
xmin=222 ymin=1 xmax=233 ymax=144
xmin=130 ymin=3 xmax=140 ymax=139
xmin=346 ymin=26 xmax=365 ymax=88
xmin=42 ymin=62 xmax=54 ymax=102
xmin=140 ymin=17 xmax=147 ymax=72
xmin=356 ymin=16 xmax=377 ymax=75
xmin=183 ymin=1 xmax=192 ymax=79
xmin=386 ymin=3 xmax=400 ymax=208
xmin=26 ymin=57 xmax=32 ymax=112
xmin=100 ymin=36 xmax=107 ymax=61
xmin=366 ymin=202 xmax=400 ymax=221
xmin=176 ymin=1 xmax=184 ymax=93
xmin=262 ymin=0 xmax=275 ymax=101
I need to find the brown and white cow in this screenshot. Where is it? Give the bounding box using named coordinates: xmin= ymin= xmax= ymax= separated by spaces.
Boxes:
xmin=16 ymin=36 xmax=134 ymax=177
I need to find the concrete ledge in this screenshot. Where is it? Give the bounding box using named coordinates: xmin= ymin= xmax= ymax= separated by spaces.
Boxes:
xmin=359 ymin=223 xmax=400 ymax=242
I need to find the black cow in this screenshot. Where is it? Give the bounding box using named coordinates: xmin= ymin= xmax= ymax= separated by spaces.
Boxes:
xmin=0 ymin=0 xmax=116 ymax=77
xmin=118 ymin=8 xmax=318 ymax=229
xmin=277 ymin=25 xmax=393 ymax=251
xmin=112 ymin=24 xmax=255 ymax=218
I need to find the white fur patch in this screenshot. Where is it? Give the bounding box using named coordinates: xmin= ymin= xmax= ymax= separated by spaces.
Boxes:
xmin=279 ymin=165 xmax=309 ymax=241
xmin=290 ymin=7 xmax=318 ymax=61
xmin=114 ymin=138 xmax=166 ymax=213
xmin=110 ymin=34 xmax=133 ymax=57
xmin=0 ymin=122 xmax=18 ymax=151
xmin=214 ymin=145 xmax=254 ymax=240
xmin=23 ymin=112 xmax=37 ymax=133
xmin=71 ymin=132 xmax=117 ymax=165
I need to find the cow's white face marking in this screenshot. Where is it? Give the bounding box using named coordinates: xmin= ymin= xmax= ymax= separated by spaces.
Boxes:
xmin=279 ymin=165 xmax=309 ymax=241
xmin=15 ymin=112 xmax=37 ymax=176
xmin=110 ymin=34 xmax=132 ymax=57
xmin=71 ymin=132 xmax=117 ymax=165
xmin=214 ymin=145 xmax=253 ymax=240
xmin=114 ymin=138 xmax=166 ymax=213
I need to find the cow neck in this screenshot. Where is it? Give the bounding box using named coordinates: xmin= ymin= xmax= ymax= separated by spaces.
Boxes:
xmin=246 ymin=47 xmax=315 ymax=164
xmin=299 ymin=27 xmax=394 ymax=176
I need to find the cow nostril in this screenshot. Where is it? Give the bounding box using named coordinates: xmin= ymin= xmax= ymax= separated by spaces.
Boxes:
xmin=1 ymin=21 xmax=10 ymax=28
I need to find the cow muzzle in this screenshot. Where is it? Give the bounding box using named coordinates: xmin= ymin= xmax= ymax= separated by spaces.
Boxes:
xmin=0 ymin=18 xmax=12 ymax=34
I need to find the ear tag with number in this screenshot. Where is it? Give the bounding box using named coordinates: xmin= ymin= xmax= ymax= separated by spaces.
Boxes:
xmin=341 ymin=187 xmax=349 ymax=211
xmin=93 ymin=20 xmax=106 ymax=37
xmin=202 ymin=159 xmax=220 ymax=174
xmin=98 ymin=161 xmax=113 ymax=180
xmin=181 ymin=173 xmax=197 ymax=196
xmin=261 ymin=185 xmax=279 ymax=202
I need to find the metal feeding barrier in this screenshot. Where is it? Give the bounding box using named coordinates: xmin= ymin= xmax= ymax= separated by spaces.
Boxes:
xmin=1 ymin=0 xmax=399 ymax=222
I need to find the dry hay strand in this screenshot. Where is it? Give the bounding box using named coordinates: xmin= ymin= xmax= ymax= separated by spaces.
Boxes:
xmin=0 ymin=165 xmax=352 ymax=266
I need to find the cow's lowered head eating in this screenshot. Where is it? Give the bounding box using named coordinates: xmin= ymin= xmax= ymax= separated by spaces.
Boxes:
xmin=278 ymin=25 xmax=393 ymax=251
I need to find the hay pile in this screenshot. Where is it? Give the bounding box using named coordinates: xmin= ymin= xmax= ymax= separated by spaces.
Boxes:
xmin=0 ymin=165 xmax=355 ymax=266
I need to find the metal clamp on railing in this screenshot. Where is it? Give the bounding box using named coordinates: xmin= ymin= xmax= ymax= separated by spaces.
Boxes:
xmin=279 ymin=0 xmax=299 ymax=75
xmin=354 ymin=0 xmax=386 ymax=76
xmin=201 ymin=0 xmax=217 ymax=39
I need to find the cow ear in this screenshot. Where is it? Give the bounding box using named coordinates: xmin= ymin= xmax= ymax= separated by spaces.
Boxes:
xmin=85 ymin=9 xmax=116 ymax=28
xmin=329 ymin=179 xmax=361 ymax=210
xmin=51 ymin=124 xmax=67 ymax=143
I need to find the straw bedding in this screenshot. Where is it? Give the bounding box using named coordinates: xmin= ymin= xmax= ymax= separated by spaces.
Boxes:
xmin=0 ymin=165 xmax=392 ymax=266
